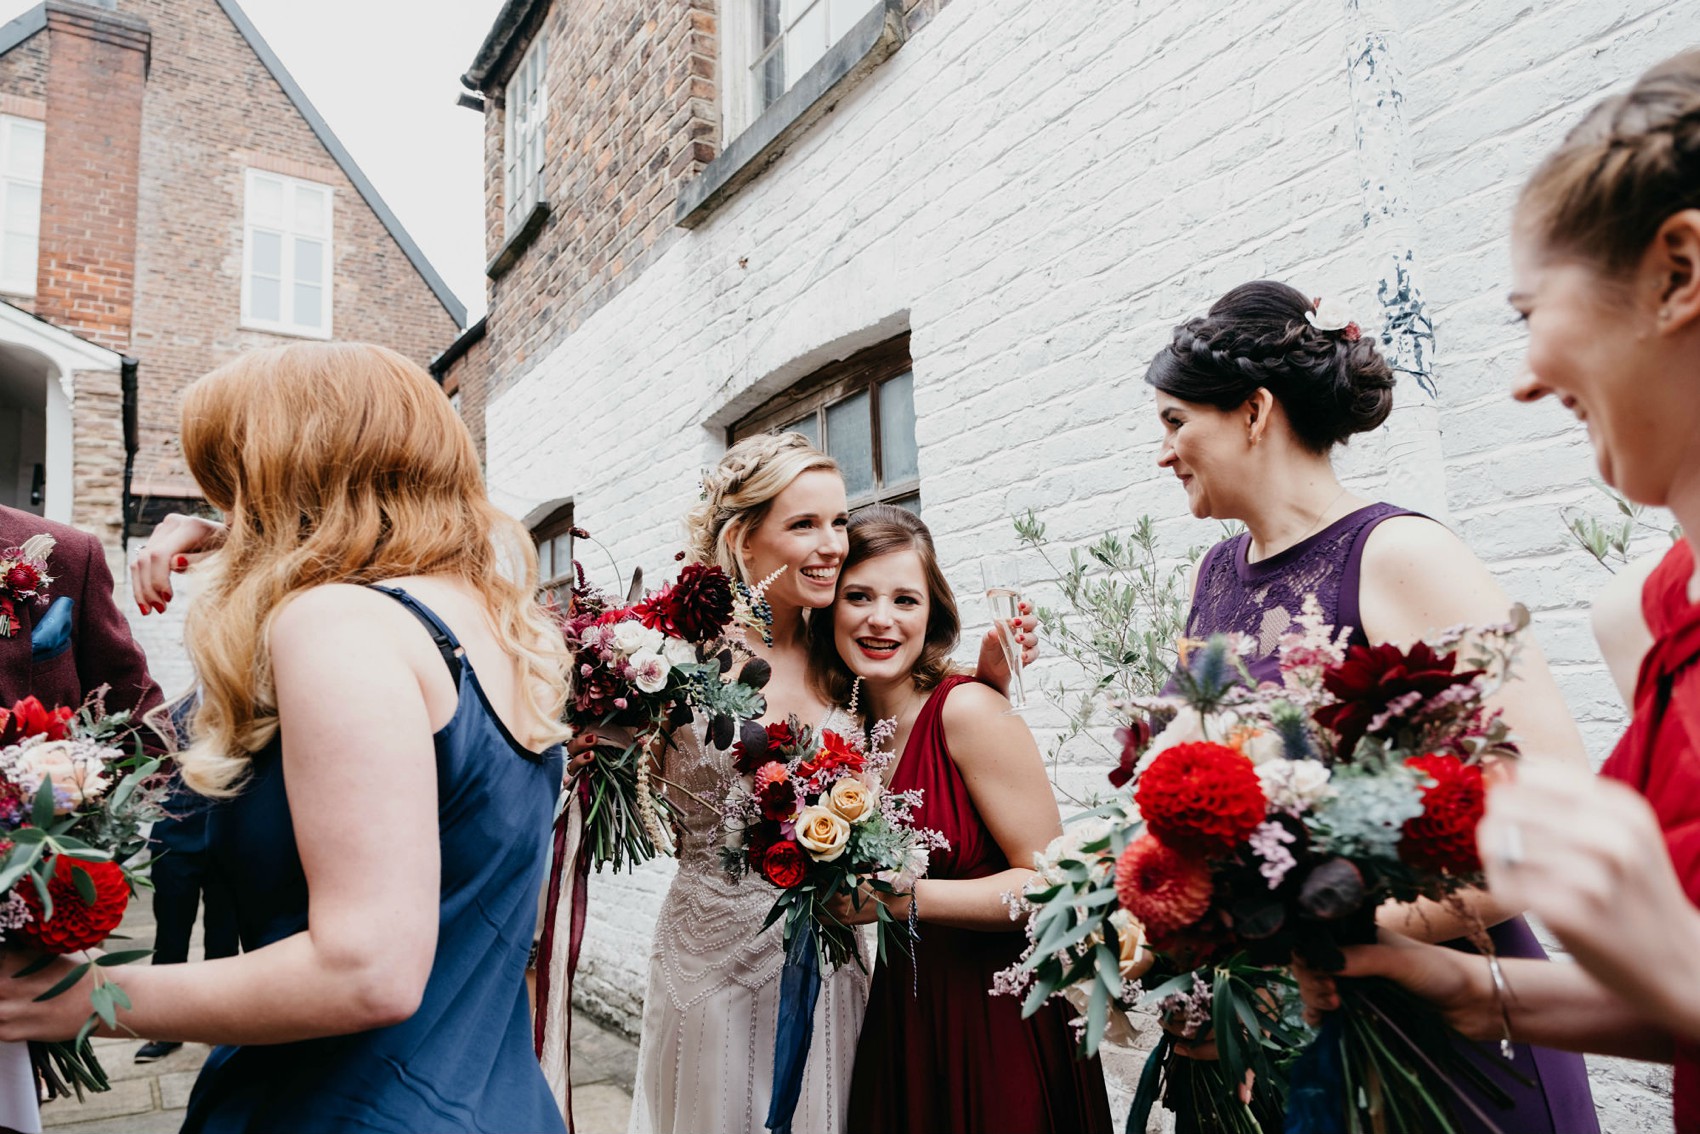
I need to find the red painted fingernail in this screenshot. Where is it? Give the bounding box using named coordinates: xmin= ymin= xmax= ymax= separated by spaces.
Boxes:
xmin=137 ymin=604 xmax=148 ymax=615
xmin=174 ymin=556 xmax=188 ymax=569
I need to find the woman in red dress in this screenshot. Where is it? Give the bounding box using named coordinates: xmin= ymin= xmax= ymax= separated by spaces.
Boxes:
xmin=1298 ymin=49 xmax=1700 ymax=1131
xmin=806 ymin=505 xmax=1112 ymax=1134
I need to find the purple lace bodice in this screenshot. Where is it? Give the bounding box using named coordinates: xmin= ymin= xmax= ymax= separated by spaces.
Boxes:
xmin=1185 ymin=502 xmax=1417 ymax=684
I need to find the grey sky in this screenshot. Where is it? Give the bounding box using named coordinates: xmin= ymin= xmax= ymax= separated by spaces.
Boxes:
xmin=0 ymin=0 xmax=505 ymax=324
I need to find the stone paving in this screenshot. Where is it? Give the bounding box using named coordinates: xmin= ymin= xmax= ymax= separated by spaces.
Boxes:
xmin=38 ymin=902 xmax=637 ymax=1134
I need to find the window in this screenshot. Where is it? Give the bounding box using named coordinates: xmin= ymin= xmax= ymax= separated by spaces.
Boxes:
xmin=731 ymin=334 xmax=919 ymax=512
xmin=723 ymin=0 xmax=878 ymax=139
xmin=0 ymin=116 xmax=43 ymax=296
xmin=533 ymin=503 xmax=577 ymax=602
xmin=504 ymin=34 xmax=548 ymax=235
xmin=242 ymin=170 xmax=333 ymax=338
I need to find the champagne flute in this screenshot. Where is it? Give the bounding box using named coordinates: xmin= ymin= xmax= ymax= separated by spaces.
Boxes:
xmin=980 ymin=557 xmax=1026 ymax=712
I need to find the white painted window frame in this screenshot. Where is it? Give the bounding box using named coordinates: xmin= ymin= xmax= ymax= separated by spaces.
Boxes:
xmin=503 ymin=34 xmax=548 ymax=235
xmin=0 ymin=115 xmax=44 ymax=297
xmin=720 ymin=0 xmax=879 ymax=142
xmin=241 ymin=169 xmax=334 ymax=339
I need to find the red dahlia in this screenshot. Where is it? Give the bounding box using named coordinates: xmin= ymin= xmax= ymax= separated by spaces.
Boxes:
xmin=1400 ymin=754 xmax=1486 ymax=875
xmin=636 ymin=564 xmax=735 ymax=643
xmin=17 ymin=857 xmax=130 ymax=954
xmin=1134 ymin=742 xmax=1266 ymax=857
xmin=4 ymin=563 xmax=39 ymax=593
xmin=1114 ymin=834 xmax=1213 ymax=937
xmin=1315 ymin=641 xmax=1480 ymax=759
xmin=0 ymin=697 xmax=74 ymax=747
xmin=754 ymin=762 xmax=798 ymax=822
xmin=762 ymin=840 xmax=807 ymax=888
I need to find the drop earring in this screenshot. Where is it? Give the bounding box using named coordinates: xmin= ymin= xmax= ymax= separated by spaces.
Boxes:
xmin=847 ymin=675 xmax=863 ymax=717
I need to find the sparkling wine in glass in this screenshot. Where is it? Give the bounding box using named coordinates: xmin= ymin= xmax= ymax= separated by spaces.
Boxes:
xmin=981 ymin=557 xmax=1027 ymax=712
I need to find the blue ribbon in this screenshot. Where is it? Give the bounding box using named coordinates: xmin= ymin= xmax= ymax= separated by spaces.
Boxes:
xmin=1284 ymin=1013 xmax=1347 ymax=1134
xmin=764 ymin=921 xmax=821 ymax=1134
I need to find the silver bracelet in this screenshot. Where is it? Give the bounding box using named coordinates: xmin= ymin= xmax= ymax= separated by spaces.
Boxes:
xmin=1486 ymin=952 xmax=1515 ymax=1060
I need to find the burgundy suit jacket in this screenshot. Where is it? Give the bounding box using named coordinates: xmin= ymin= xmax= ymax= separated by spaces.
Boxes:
xmin=0 ymin=505 xmax=164 ymax=726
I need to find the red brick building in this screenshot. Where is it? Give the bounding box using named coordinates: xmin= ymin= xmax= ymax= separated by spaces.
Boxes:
xmin=0 ymin=0 xmax=464 ymax=561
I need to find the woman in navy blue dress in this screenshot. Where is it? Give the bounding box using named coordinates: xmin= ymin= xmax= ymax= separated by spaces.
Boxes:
xmin=0 ymin=342 xmax=573 ymax=1134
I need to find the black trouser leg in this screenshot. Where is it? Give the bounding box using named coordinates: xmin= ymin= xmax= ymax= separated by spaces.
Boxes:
xmin=148 ymin=848 xmax=200 ymax=967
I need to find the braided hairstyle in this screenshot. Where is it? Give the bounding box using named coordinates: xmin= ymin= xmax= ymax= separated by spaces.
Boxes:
xmin=1143 ymin=280 xmax=1395 ymax=453
xmin=682 ymin=432 xmax=841 ymax=582
xmin=1520 ymin=49 xmax=1700 ymax=277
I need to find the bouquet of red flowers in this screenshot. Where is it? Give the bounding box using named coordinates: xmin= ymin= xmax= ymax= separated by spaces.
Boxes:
xmin=718 ymin=715 xmax=943 ymax=969
xmin=563 ymin=559 xmax=772 ymax=870
xmin=1003 ymin=598 xmax=1532 ymax=1134
xmin=0 ymin=693 xmax=170 ymax=1099
xmin=718 ymin=715 xmax=945 ymax=1134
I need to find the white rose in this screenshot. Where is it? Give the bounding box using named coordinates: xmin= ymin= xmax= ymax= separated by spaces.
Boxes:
xmin=1305 ymin=296 xmax=1356 ymax=333
xmin=663 ymin=637 xmax=698 ymax=667
xmin=9 ymin=737 xmax=109 ymax=814
xmin=627 ymin=650 xmax=671 ymax=694
xmin=611 ymin=621 xmax=650 ymax=655
xmin=1257 ymin=758 xmax=1334 ymax=813
xmin=1226 ymin=719 xmax=1286 ymax=766
xmin=641 ymin=626 xmax=665 ymax=654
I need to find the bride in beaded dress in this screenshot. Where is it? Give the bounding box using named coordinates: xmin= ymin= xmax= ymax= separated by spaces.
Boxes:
xmin=625 ymin=433 xmax=1034 ymax=1134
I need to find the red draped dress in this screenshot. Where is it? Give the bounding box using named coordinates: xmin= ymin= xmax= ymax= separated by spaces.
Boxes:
xmin=846 ymin=675 xmax=1113 ymax=1134
xmin=1599 ymin=538 xmax=1700 ymax=1131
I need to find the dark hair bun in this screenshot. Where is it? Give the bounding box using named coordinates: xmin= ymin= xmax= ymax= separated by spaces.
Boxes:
xmin=1144 ymin=280 xmax=1394 ymax=452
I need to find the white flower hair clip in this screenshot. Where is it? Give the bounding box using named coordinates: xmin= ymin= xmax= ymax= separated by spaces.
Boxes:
xmin=1306 ymin=296 xmax=1362 ymax=342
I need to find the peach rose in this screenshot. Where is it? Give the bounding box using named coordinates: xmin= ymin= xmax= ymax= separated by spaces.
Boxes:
xmin=795 ymin=806 xmax=851 ymax=862
xmin=11 ymin=738 xmax=109 ymax=814
xmin=827 ymin=777 xmax=877 ymax=824
xmin=1110 ymin=909 xmax=1153 ymax=981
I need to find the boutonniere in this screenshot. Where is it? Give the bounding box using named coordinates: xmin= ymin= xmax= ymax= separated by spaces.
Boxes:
xmin=0 ymin=534 xmax=54 ymax=639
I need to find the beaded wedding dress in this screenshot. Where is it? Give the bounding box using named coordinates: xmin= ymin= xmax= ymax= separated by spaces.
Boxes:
xmin=627 ymin=709 xmax=868 ymax=1134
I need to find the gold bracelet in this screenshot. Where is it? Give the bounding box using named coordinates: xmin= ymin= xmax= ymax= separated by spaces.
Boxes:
xmin=1486 ymin=952 xmax=1515 ymax=1060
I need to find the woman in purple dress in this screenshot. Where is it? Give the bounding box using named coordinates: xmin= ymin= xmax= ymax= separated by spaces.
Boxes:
xmin=1145 ymin=280 xmax=1598 ymax=1133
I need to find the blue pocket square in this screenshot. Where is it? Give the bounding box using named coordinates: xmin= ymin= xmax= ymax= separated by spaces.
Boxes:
xmin=30 ymin=596 xmax=72 ymax=662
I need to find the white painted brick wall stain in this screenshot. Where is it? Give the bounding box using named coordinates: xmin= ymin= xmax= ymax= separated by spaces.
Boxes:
xmin=485 ymin=0 xmax=1695 ymax=1125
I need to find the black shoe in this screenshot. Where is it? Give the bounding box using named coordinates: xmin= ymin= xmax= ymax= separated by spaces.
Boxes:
xmin=133 ymin=1040 xmax=181 ymax=1063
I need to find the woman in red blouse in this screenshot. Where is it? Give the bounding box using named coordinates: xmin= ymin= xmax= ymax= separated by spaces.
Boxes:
xmin=1300 ymin=49 xmax=1700 ymax=1131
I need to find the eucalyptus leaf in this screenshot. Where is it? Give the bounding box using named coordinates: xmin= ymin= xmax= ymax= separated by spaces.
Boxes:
xmin=70 ymin=864 xmax=95 ymax=907
xmin=33 ymin=961 xmax=90 ymax=1002
xmin=94 ymin=950 xmax=152 ymax=968
xmin=30 ymin=780 xmax=55 ymax=829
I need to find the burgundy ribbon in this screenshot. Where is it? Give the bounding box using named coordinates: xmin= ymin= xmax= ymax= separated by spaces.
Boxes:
xmin=535 ymin=776 xmax=592 ymax=1132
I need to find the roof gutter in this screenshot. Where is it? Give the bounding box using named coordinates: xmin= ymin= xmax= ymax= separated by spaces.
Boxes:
xmin=462 ymin=0 xmax=550 ymax=94
xmin=429 ymin=316 xmax=487 ymax=385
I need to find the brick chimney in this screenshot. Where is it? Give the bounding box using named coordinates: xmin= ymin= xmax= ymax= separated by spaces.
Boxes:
xmin=34 ymin=0 xmax=149 ymax=353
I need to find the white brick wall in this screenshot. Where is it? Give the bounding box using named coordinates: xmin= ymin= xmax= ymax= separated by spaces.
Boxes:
xmin=485 ymin=0 xmax=1696 ymax=1126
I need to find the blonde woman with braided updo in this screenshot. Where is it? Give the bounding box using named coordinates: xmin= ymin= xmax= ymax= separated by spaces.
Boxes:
xmin=618 ymin=431 xmax=1037 ymax=1134
xmin=0 ymin=343 xmax=574 ymax=1132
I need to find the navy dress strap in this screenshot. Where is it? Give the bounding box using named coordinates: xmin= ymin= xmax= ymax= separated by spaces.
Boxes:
xmin=367 ymin=585 xmax=462 ymax=680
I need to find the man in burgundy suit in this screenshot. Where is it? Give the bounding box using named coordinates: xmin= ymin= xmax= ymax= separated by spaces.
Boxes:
xmin=0 ymin=504 xmax=162 ymax=724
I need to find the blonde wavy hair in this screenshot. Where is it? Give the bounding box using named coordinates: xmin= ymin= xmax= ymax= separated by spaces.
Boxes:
xmin=176 ymin=342 xmax=571 ymax=796
xmin=682 ymin=432 xmax=840 ymax=581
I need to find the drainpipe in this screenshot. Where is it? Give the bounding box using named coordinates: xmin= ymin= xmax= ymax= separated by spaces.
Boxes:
xmin=120 ymin=356 xmax=137 ymax=542
xmin=1343 ymin=0 xmax=1449 ymax=521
